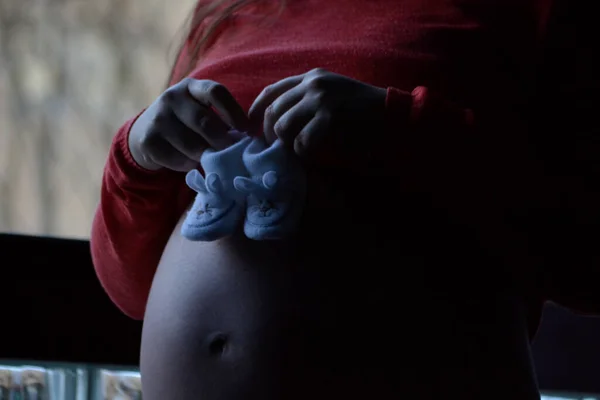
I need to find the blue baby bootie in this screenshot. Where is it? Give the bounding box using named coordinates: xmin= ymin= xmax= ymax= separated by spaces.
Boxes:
xmin=181 ymin=136 xmax=252 ymax=241
xmin=233 ymin=138 xmax=306 ymax=240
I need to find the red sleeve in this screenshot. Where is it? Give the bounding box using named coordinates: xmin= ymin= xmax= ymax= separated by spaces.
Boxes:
xmin=378 ymin=2 xmax=600 ymax=317
xmin=383 ymin=86 xmax=475 ymax=169
xmin=90 ymin=114 xmax=193 ymax=320
xmin=90 ymin=4 xmax=209 ymax=320
xmin=382 ymin=63 xmax=600 ymax=316
xmin=380 ymin=85 xmax=509 ymax=205
xmin=381 ymin=86 xmax=542 ymax=280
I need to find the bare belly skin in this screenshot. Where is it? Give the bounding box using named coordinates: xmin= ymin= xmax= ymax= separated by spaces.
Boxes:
xmin=141 ymin=172 xmax=539 ymax=400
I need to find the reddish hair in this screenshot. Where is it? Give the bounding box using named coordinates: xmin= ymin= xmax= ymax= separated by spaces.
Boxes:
xmin=167 ymin=0 xmax=286 ymax=86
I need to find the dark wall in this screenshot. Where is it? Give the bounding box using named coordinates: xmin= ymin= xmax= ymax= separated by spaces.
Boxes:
xmin=1 ymin=233 xmax=599 ymax=393
xmin=0 ymin=234 xmax=141 ymax=366
xmin=532 ymin=305 xmax=600 ymax=394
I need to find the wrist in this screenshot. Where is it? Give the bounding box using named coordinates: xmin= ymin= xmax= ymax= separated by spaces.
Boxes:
xmin=383 ymin=87 xmax=413 ymax=130
xmin=127 ymin=112 xmax=162 ymax=171
xmin=360 ymin=87 xmax=413 ymax=169
xmin=108 ymin=113 xmax=183 ymax=194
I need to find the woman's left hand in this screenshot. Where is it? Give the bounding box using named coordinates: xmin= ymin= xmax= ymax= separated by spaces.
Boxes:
xmin=248 ymin=68 xmax=387 ymax=157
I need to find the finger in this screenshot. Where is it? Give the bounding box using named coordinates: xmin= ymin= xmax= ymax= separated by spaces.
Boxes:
xmin=272 ymin=96 xmax=317 ymax=145
xmin=170 ymin=93 xmax=234 ymax=151
xmin=146 ymin=136 xmax=198 ymax=172
xmin=262 ymin=85 xmax=305 ymax=144
xmin=162 ymin=109 xmax=209 ymax=161
xmin=248 ymin=75 xmax=303 ymax=132
xmin=187 ymin=79 xmax=251 ymax=133
xmin=294 ymin=111 xmax=331 ymax=157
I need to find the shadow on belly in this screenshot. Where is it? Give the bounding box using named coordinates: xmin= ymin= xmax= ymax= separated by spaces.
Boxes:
xmin=140 ymin=206 xmax=538 ymax=400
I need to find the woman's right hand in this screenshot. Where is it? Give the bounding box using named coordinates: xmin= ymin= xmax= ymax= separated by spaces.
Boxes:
xmin=128 ymin=78 xmax=251 ymax=172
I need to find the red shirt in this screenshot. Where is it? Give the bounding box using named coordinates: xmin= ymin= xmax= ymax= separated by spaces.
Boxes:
xmin=91 ymin=0 xmax=600 ymax=331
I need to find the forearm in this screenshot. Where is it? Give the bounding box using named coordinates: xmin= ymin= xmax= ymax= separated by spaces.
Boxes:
xmin=91 ymin=113 xmax=192 ymax=320
xmin=381 ymin=84 xmax=600 ymax=315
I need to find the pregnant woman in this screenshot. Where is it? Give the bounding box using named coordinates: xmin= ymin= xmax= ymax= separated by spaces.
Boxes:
xmin=91 ymin=0 xmax=600 ymax=398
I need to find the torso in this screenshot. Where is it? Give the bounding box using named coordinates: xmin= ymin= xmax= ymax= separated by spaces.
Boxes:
xmin=188 ymin=0 xmax=547 ymax=112
xmin=142 ymin=170 xmax=539 ymax=399
xmin=141 ymin=0 xmax=553 ymax=398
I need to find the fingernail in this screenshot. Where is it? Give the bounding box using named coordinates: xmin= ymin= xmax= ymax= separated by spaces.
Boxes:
xmin=294 ymin=138 xmax=307 ymax=156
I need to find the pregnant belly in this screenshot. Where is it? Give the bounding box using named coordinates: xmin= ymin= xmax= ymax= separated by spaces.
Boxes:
xmin=141 ymin=203 xmax=539 ymax=400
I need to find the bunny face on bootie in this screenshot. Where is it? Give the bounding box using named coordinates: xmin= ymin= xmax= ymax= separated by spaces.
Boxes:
xmin=180 ymin=136 xmax=252 ymax=241
xmin=185 ymin=170 xmax=242 ymax=233
xmin=234 ymin=138 xmax=306 ymax=240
